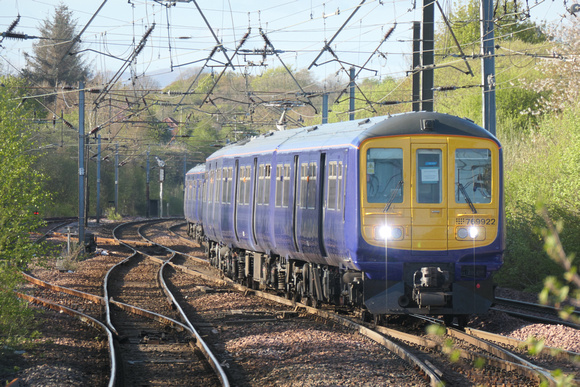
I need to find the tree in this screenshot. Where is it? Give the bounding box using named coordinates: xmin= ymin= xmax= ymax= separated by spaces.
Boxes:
xmin=22 ymin=3 xmax=91 ymax=87
xmin=0 ymin=76 xmax=52 ymax=344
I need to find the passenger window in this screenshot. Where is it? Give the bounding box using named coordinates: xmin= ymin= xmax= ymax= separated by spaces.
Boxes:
xmin=264 ymin=164 xmax=271 ymax=205
xmin=300 ymin=163 xmax=308 ymax=209
xmin=275 ymin=165 xmax=283 ymax=207
xmin=366 ymin=148 xmax=403 ymax=203
xmin=282 ymin=165 xmax=290 ymax=207
xmin=327 ymin=162 xmax=337 ymax=210
xmin=416 ymin=149 xmax=441 ymax=204
xmin=257 ymin=164 xmax=265 ymax=205
xmin=455 ymin=149 xmax=492 ymax=204
xmin=245 ymin=166 xmax=251 ymax=204
xmin=337 ymin=162 xmax=343 ymax=212
xmin=307 ymin=163 xmax=317 ymax=209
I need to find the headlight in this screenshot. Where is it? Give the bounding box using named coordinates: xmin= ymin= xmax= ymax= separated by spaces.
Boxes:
xmin=375 ymin=225 xmax=403 ymax=240
xmin=456 ymin=226 xmax=485 ymax=240
xmin=468 ymin=226 xmax=478 ymax=239
xmin=457 ymin=228 xmax=468 ymax=239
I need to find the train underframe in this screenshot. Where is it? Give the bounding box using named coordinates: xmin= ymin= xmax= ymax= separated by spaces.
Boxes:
xmin=205 ymin=239 xmax=363 ymax=310
xmin=189 ymin=224 xmax=492 ymax=326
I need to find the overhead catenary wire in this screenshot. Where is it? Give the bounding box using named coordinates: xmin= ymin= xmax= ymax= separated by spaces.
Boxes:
xmin=1 ymin=0 xmax=575 ymax=146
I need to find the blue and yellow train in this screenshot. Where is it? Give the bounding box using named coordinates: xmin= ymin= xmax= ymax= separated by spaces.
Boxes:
xmin=184 ymin=111 xmax=504 ymax=323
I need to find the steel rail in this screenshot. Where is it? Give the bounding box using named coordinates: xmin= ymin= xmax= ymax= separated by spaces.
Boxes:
xmin=446 ymin=327 xmax=558 ymax=386
xmin=160 ymin=258 xmax=444 ymax=387
xmin=20 ymin=272 xmax=228 ymax=385
xmin=15 ymin=292 xmax=116 ymax=387
xmin=412 ymin=314 xmax=559 ymax=385
xmin=128 ymin=220 xmax=568 ymax=387
xmin=496 ymin=297 xmax=579 ymax=313
xmin=136 ymin=221 xmax=230 ymax=387
xmin=105 ymin=219 xmax=165 ymax=334
xmin=494 ymin=297 xmax=580 ymax=329
xmin=490 ymin=306 xmax=580 ymax=330
xmin=112 ymin=219 xmax=230 ymax=387
xmin=33 ymin=217 xmax=76 ymax=243
xmin=134 ymin=223 xmax=443 ymax=386
xmin=465 ymin=327 xmax=580 ymax=363
xmin=21 ymin=272 xmax=104 ymax=305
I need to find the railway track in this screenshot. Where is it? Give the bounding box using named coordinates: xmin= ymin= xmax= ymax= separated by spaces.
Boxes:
xmin=107 ymin=220 xmax=227 ymax=386
xmin=493 ymin=297 xmax=580 ymax=329
xmin=14 ymin=291 xmax=116 ymax=387
xmin=137 ymin=220 xmax=438 ymax=386
xmin=18 ymin=218 xmax=579 ymax=386
xmin=140 ymin=219 xmax=577 ymax=386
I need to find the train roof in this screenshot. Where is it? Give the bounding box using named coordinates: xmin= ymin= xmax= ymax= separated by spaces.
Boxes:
xmin=206 ymin=111 xmax=499 ymax=162
xmin=185 ymin=163 xmax=206 ymax=175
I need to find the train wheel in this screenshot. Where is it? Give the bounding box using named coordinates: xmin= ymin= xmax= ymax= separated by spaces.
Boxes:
xmin=292 ymin=292 xmax=301 ymax=303
xmin=443 ymin=315 xmax=454 ymax=326
xmin=457 ymin=315 xmax=468 ymax=329
xmin=361 ymin=310 xmax=372 ymax=323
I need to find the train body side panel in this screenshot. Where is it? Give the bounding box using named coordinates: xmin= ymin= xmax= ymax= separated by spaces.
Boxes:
xmin=271 ymin=154 xmax=298 ymax=258
xmin=320 ymin=149 xmax=349 ymax=264
xmin=219 ymin=159 xmax=235 ymax=246
xmin=253 ymin=154 xmax=275 ymax=253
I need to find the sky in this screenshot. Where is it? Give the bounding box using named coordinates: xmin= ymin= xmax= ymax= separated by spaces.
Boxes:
xmin=0 ymin=0 xmax=575 ymax=88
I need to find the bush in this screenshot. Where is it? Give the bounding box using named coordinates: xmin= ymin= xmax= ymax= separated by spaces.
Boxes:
xmin=497 ymin=110 xmax=580 ymax=290
xmin=104 ymin=207 xmax=122 ymax=221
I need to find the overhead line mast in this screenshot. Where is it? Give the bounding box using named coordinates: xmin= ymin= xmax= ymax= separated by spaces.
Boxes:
xmin=481 ymin=0 xmax=497 ymax=135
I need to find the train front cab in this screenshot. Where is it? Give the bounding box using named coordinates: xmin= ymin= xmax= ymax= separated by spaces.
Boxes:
xmin=359 ymin=133 xmax=504 ymax=318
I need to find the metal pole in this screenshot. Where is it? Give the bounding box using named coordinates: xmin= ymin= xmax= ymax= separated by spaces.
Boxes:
xmin=183 ymin=152 xmax=187 ymax=192
xmin=67 ymin=227 xmax=71 ymax=255
xmin=115 ymin=143 xmax=119 ymax=214
xmin=322 ymin=93 xmax=329 ymax=124
xmin=96 ymin=134 xmax=101 ymax=223
xmin=349 ymin=67 xmax=355 ymax=121
xmin=78 ymin=81 xmax=85 ymax=248
xmin=159 ymin=172 xmax=164 ymax=218
xmin=84 ymin=138 xmax=89 ymax=228
xmin=481 ymin=0 xmax=496 ymax=135
xmin=412 ymin=22 xmax=421 ymax=112
xmin=422 ymin=0 xmax=434 ymax=112
xmin=146 ymin=147 xmax=150 ymax=218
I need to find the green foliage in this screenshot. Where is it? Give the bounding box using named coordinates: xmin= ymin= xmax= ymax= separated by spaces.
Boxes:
xmin=436 ymin=38 xmax=548 ymax=135
xmin=438 ymin=0 xmax=547 ymax=52
xmin=496 ymin=86 xmax=545 ymax=135
xmin=35 ymin=147 xmax=78 ymax=216
xmin=0 ymin=76 xmax=51 ymax=345
xmin=496 ymin=110 xmax=580 ymax=291
xmin=104 ymin=207 xmax=122 ymax=221
xmin=0 ymin=269 xmax=36 ymax=346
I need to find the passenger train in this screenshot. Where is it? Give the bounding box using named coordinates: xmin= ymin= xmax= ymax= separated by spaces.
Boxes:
xmin=184 ymin=111 xmax=504 ymax=324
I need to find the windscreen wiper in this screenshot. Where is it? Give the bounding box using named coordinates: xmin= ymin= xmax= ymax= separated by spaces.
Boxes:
xmin=383 ymin=180 xmax=404 ymax=212
xmin=458 ymin=183 xmax=477 ymax=214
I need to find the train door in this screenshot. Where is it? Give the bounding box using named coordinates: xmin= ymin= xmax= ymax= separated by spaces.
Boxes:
xmin=292 ymin=155 xmax=300 ymax=252
xmin=295 ymin=153 xmax=328 ymax=262
xmin=233 ymin=160 xmax=240 ymax=242
xmin=411 ymin=141 xmax=448 ymax=255
xmin=318 ymin=153 xmax=328 ymax=258
xmin=251 ymin=158 xmax=258 ymax=246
